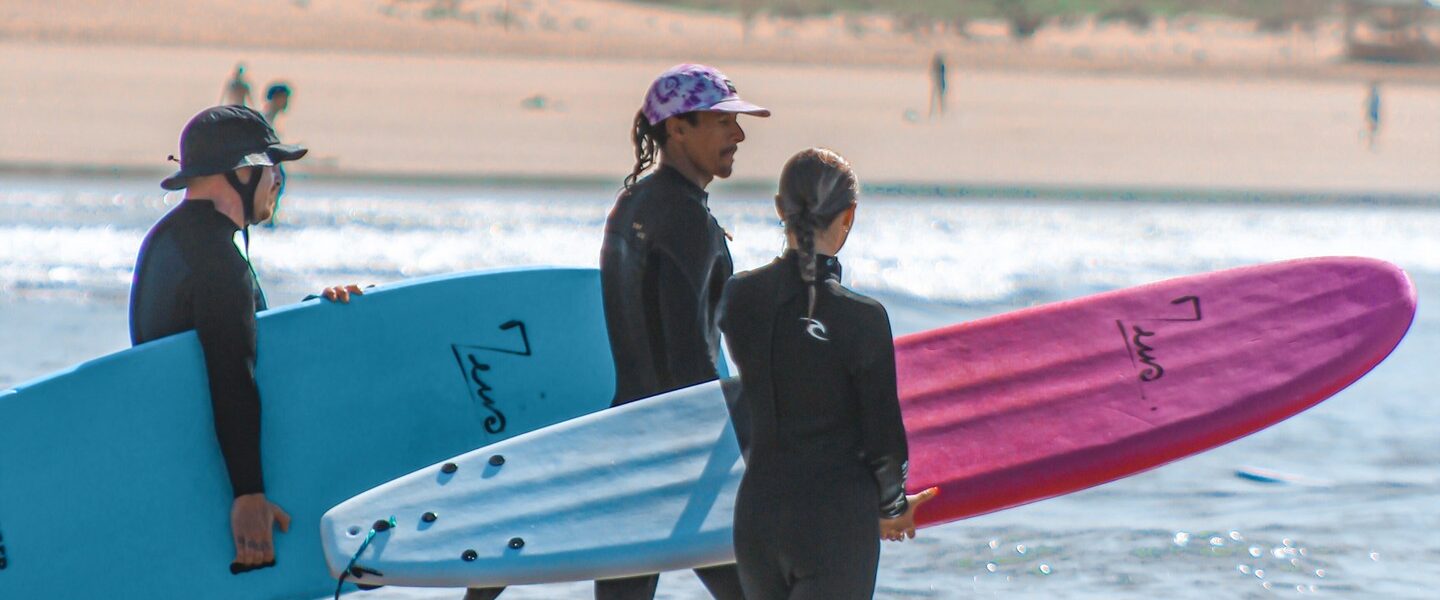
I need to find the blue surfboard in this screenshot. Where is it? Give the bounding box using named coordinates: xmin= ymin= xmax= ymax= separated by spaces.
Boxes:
xmin=0 ymin=267 xmax=617 ymax=599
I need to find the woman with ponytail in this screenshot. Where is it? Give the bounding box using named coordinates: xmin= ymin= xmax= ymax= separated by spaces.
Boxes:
xmin=719 ymin=148 xmax=938 ymax=599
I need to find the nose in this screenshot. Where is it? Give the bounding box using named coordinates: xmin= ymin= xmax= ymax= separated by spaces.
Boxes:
xmin=734 ymin=121 xmax=746 ymax=144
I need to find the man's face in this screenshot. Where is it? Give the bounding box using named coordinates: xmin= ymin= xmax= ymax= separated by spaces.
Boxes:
xmin=252 ymin=165 xmax=283 ymax=223
xmin=670 ymin=111 xmax=747 ymax=180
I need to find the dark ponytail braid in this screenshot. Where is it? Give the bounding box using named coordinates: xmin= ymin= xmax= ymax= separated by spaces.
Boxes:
xmin=625 ymin=110 xmax=660 ymax=189
xmin=777 ymin=148 xmax=859 ymax=324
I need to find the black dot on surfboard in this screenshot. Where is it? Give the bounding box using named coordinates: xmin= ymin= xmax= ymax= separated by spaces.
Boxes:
xmin=1150 ymin=406 xmax=1158 ymax=411
xmin=422 ymin=512 xmax=438 ymax=523
xmin=508 ymin=537 xmax=525 ymax=549
xmin=372 ymin=519 xmax=392 ymax=532
xmin=441 ymin=462 xmax=458 ymax=474
xmin=489 ymin=454 xmax=505 ymax=467
xmin=462 ymin=549 xmax=478 ymax=561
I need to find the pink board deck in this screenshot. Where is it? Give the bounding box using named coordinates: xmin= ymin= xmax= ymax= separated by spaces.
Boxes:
xmin=319 ymin=258 xmax=1415 ymax=588
xmin=899 ymin=256 xmax=1416 ymax=527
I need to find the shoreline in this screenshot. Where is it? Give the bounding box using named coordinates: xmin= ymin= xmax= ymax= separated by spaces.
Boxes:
xmin=6 ymin=162 xmax=1438 ymax=205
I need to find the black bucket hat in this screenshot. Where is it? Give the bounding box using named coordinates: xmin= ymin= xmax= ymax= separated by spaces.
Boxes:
xmin=161 ymin=105 xmax=307 ymax=191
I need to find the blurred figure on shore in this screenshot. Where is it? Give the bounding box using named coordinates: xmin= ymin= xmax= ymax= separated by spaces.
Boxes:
xmin=263 ymin=82 xmax=292 ymax=130
xmin=260 ymin=82 xmax=293 ymax=227
xmin=929 ymin=52 xmax=948 ymax=118
xmin=1364 ymin=80 xmax=1382 ymax=150
xmin=222 ymin=63 xmax=253 ymax=106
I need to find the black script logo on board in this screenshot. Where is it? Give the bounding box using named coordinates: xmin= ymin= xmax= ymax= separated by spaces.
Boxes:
xmin=1116 ymin=295 xmax=1202 ymax=400
xmin=452 ymin=320 xmax=532 ymax=435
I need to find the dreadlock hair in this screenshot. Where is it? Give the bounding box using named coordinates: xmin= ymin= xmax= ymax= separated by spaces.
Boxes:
xmin=625 ymin=109 xmax=700 ymax=189
xmin=776 ymin=148 xmax=859 ymax=323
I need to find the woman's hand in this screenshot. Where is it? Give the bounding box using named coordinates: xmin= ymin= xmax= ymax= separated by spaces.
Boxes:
xmin=319 ymin=284 xmax=365 ymax=303
xmin=880 ymin=487 xmax=939 ymax=542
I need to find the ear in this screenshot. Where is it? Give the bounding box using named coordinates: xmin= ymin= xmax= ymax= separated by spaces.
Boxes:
xmin=774 ymin=195 xmax=785 ymax=222
xmin=664 ymin=116 xmax=687 ymax=141
xmin=841 ymin=204 xmax=857 ymax=229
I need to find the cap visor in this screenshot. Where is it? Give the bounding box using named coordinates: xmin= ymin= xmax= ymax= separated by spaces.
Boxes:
xmin=708 ymin=99 xmax=770 ymax=117
xmin=160 ymin=170 xmax=189 ymax=190
xmin=267 ymin=143 xmax=308 ymax=163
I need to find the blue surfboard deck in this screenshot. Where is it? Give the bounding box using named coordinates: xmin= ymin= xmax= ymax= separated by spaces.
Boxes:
xmin=0 ymin=267 xmax=617 ymax=600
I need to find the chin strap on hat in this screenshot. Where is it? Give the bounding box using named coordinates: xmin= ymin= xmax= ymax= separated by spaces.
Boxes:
xmin=224 ymin=167 xmax=264 ymax=250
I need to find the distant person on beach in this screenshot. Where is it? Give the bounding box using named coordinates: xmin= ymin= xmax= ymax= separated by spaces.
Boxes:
xmin=1364 ymin=80 xmax=1382 ymax=149
xmin=222 ymin=63 xmax=254 ymax=106
xmin=130 ymin=105 xmax=361 ymax=574
xmin=262 ymin=82 xmax=292 ymax=127
xmin=719 ymin=147 xmax=938 ymax=599
xmin=929 ymin=52 xmax=948 ymax=118
xmin=260 ymin=82 xmax=294 ymax=227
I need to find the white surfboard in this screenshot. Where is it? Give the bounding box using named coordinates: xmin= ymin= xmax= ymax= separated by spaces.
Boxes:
xmin=319 ymin=380 xmax=741 ymax=588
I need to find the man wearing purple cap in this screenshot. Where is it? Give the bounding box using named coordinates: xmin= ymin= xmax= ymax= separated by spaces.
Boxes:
xmin=600 ymin=63 xmax=767 ymax=600
xmin=461 ymin=63 xmax=765 ymax=600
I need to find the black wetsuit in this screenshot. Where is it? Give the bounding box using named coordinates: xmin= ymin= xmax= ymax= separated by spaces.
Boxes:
xmin=718 ymin=252 xmax=910 ymax=600
xmin=129 ymin=200 xmax=267 ymax=499
xmin=595 ymin=164 xmax=743 ymax=599
xmin=601 ymin=165 xmax=733 ymax=407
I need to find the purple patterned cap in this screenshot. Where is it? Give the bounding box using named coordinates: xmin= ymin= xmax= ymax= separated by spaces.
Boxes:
xmin=642 ymin=64 xmax=771 ymax=126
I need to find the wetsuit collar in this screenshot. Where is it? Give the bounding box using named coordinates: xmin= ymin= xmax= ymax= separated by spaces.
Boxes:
xmin=656 ymin=164 xmax=710 ymax=207
xmin=181 ymin=199 xmax=241 ymax=233
xmin=775 ymin=250 xmax=843 ymax=300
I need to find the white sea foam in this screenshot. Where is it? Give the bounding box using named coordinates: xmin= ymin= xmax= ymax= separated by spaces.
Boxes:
xmin=4 ymin=182 xmax=1440 ymax=306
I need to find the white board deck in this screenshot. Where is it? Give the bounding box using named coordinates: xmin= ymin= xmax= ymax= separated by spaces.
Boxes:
xmin=320 ymin=380 xmax=742 ymax=588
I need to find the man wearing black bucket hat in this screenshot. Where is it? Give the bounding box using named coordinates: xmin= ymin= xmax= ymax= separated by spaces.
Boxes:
xmin=130 ymin=105 xmax=360 ymax=575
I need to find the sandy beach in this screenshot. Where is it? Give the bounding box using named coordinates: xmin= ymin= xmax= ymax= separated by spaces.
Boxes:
xmin=1 ymin=0 xmax=1438 ymax=195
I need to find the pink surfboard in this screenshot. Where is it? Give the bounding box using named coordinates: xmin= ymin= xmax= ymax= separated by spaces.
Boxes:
xmin=318 ymin=257 xmax=1415 ymax=588
xmin=900 ymin=256 xmax=1416 ymax=526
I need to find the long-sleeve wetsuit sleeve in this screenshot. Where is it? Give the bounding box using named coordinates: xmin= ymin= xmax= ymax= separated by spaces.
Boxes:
xmin=854 ymin=306 xmax=910 ymax=519
xmin=647 ymin=246 xmax=720 ymax=392
xmin=192 ymin=263 xmax=265 ymax=498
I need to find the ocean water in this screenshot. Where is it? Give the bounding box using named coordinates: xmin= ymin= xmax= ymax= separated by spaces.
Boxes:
xmin=1 ymin=175 xmax=1437 ymax=598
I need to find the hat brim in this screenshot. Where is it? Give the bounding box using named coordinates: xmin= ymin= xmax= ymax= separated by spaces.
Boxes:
xmin=159 ymin=144 xmax=308 ymax=190
xmin=708 ymin=99 xmax=771 ymax=118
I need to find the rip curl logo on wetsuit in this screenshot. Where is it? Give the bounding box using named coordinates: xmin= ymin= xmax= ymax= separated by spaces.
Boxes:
xmin=801 ymin=317 xmax=831 ymax=342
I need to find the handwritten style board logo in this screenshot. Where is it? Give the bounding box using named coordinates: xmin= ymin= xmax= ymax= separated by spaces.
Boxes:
xmin=1116 ymin=296 xmax=1202 ymax=400
xmin=451 ymin=320 xmax=532 ymax=435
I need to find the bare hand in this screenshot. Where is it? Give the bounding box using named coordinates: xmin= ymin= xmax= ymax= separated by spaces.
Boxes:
xmin=231 ymin=493 xmax=291 ymax=572
xmin=320 ymin=284 xmax=364 ymax=303
xmin=880 ymin=487 xmax=939 ymax=542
